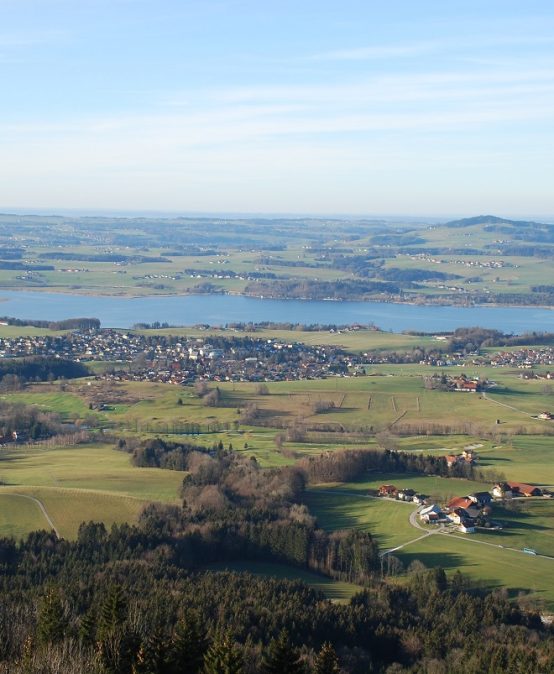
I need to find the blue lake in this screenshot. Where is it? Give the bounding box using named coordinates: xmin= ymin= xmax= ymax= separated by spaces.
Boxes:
xmin=0 ymin=290 xmax=552 ymax=333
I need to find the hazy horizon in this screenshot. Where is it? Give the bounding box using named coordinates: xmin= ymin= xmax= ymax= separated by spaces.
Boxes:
xmin=1 ymin=207 xmax=553 ymax=225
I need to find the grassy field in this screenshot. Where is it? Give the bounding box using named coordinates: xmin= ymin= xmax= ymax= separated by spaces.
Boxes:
xmin=0 ymin=443 xmax=183 ymax=501
xmin=0 ymin=441 xmax=183 ymax=539
xmin=0 ymin=486 xmax=146 ymax=539
xmin=0 ymin=493 xmax=49 ymax=538
xmin=304 ymin=489 xmax=416 ymax=550
xmin=137 ymin=326 xmax=436 ymax=353
xmin=310 ymin=473 xmax=491 ymax=501
xmin=5 ymin=351 xmax=553 ymax=442
xmin=206 ymin=561 xmax=361 ymax=603
xmin=463 ymin=499 xmax=554 ymax=557
xmin=0 ymin=325 xmax=67 ymax=337
xmin=397 ymin=533 xmax=554 ymax=608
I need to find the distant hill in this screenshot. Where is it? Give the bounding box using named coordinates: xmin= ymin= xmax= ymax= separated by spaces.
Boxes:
xmin=445 ymin=215 xmax=549 ymax=229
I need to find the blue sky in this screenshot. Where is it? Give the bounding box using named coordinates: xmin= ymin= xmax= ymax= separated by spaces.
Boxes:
xmin=1 ymin=0 xmax=554 ymax=217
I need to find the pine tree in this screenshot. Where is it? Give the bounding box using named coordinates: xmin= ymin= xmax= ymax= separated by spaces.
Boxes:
xmin=98 ymin=585 xmax=127 ymax=640
xmin=261 ymin=630 xmax=304 ymax=674
xmin=132 ymin=627 xmax=168 ymax=674
xmin=168 ymin=613 xmax=207 ymax=674
xmin=203 ymin=631 xmax=243 ymax=674
xmin=79 ymin=610 xmax=97 ymax=646
xmin=96 ymin=585 xmax=134 ymax=674
xmin=36 ymin=588 xmax=66 ymax=645
xmin=313 ymin=642 xmax=340 ymax=674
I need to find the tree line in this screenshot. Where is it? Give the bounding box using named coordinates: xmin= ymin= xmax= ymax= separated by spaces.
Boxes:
xmin=0 ymin=316 xmax=101 ymax=330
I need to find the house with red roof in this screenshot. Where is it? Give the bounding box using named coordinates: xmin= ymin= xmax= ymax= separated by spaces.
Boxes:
xmin=506 ymin=482 xmax=542 ymax=497
xmin=378 ymin=484 xmax=398 ymax=497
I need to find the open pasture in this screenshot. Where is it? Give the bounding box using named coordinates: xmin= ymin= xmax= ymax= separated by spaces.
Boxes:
xmin=0 ymin=493 xmax=48 ymax=538
xmin=0 ymin=441 xmax=182 ymax=538
xmin=467 ymin=436 xmax=554 ymax=486
xmin=0 ymin=486 xmax=146 ymax=539
xmin=397 ymin=533 xmax=554 ymax=608
xmin=0 ymin=443 xmax=183 ymax=501
xmin=304 ymin=489 xmax=416 ymax=551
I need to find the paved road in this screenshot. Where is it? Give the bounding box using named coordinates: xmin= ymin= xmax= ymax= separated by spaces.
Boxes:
xmin=3 ymin=493 xmax=61 ymax=538
xmin=310 ymin=488 xmax=554 ymax=561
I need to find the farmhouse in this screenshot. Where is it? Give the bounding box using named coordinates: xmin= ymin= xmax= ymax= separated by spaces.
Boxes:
xmin=419 ymin=504 xmax=442 ymax=523
xmin=468 ymin=491 xmax=493 ymax=507
xmin=492 ymin=482 xmax=513 ymax=499
xmin=378 ymin=484 xmax=398 ymax=497
xmin=506 ymin=482 xmax=542 ymax=497
xmin=447 ymin=496 xmax=474 ymax=511
xmin=448 ymin=508 xmax=470 ymax=525
xmin=447 ymin=496 xmax=481 ymax=518
xmin=446 ymin=455 xmax=459 ymax=468
xmin=459 ymin=519 xmax=476 ymax=534
xmin=452 ymin=375 xmax=482 ymax=392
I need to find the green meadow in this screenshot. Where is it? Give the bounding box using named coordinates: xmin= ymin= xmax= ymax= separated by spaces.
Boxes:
xmin=0 ymin=442 xmax=183 ymax=539
xmin=397 ymin=533 xmax=554 ymax=608
xmin=304 ymin=489 xmax=416 ymax=551
xmin=0 ymin=493 xmax=48 ymax=538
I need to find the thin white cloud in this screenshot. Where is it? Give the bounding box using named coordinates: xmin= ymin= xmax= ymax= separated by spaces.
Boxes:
xmin=310 ymin=42 xmax=438 ymax=61
xmin=310 ymin=33 xmax=554 ymax=62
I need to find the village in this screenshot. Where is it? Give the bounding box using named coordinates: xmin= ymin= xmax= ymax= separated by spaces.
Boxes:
xmin=477 ymin=346 xmax=554 ymax=370
xmin=0 ymin=330 xmax=358 ymax=383
xmin=377 ymin=446 xmax=550 ymax=538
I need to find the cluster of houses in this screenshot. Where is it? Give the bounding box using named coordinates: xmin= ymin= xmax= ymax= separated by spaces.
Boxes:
xmin=450 ymin=374 xmax=484 ymax=392
xmin=378 ymin=484 xmax=427 ymax=504
xmin=379 ymin=479 xmax=546 ymax=535
xmin=0 ymin=330 xmax=358 ymax=383
xmin=483 ymin=347 xmax=554 ymax=370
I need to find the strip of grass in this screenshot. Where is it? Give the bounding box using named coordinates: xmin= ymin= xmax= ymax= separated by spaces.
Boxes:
xmin=319 ymin=473 xmax=491 ymax=502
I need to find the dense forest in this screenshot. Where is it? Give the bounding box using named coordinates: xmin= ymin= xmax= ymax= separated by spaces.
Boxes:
xmin=0 ymin=521 xmax=552 ymax=673
xmin=0 ymin=357 xmax=90 ymax=385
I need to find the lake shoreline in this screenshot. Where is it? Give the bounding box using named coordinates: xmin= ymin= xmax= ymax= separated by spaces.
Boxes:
xmin=1 ymin=285 xmax=553 ymax=312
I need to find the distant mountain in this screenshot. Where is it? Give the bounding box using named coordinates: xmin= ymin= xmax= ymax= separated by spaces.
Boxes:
xmin=445 ymin=215 xmax=549 ymax=229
